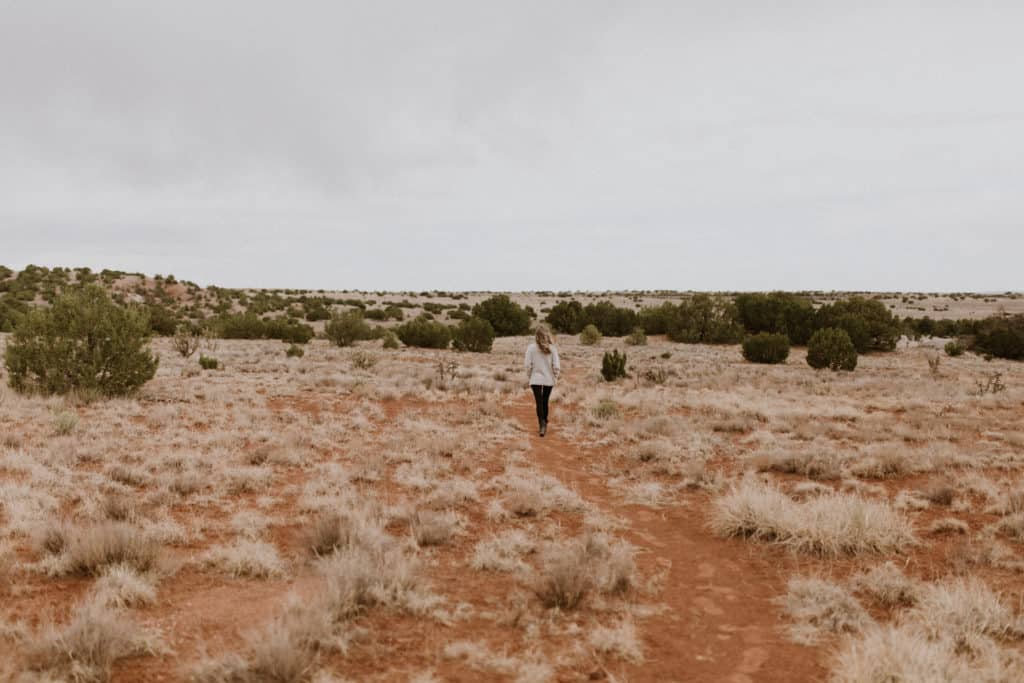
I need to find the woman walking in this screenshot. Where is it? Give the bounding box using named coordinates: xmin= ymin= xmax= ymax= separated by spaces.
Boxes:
xmin=525 ymin=325 xmax=560 ymax=436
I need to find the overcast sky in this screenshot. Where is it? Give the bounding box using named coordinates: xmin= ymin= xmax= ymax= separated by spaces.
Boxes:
xmin=2 ymin=1 xmax=1022 ymax=291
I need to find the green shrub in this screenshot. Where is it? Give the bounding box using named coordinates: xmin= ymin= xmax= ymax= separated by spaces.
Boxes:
xmin=472 ymin=295 xmax=531 ymax=336
xmin=625 ymin=327 xmax=647 ymax=346
xmin=665 ymin=295 xmax=743 ymax=344
xmin=145 ymin=304 xmax=179 ymax=336
xmin=217 ymin=312 xmax=265 ymax=339
xmin=580 ymin=324 xmax=602 ymax=346
xmin=395 ymin=316 xmax=451 ymax=349
xmin=741 ymin=333 xmax=790 ymax=364
xmin=601 ymin=350 xmax=627 ymax=381
xmin=199 ymin=355 xmax=219 ymax=370
xmin=4 ymin=285 xmax=159 ymax=397
xmin=637 ymin=302 xmax=677 ymax=335
xmin=582 ymin=301 xmax=638 ymax=336
xmin=451 ymin=316 xmax=495 ymax=353
xmin=263 ymin=317 xmax=314 ymax=344
xmin=324 ymin=310 xmax=371 ymax=347
xmin=285 ymin=344 xmax=305 ymax=358
xmin=815 ymin=297 xmax=900 ymax=352
xmin=546 ymin=300 xmax=585 ymax=334
xmin=944 ymin=340 xmax=965 ymax=357
xmin=303 ymin=301 xmax=330 ymax=321
xmin=973 ymin=315 xmax=1024 ymax=360
xmin=381 ymin=331 xmax=400 ymax=349
xmin=806 ymin=328 xmax=857 ymax=371
xmin=734 ymin=293 xmax=816 ymax=345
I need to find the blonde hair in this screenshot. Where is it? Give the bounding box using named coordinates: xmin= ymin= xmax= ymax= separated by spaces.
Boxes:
xmin=535 ymin=325 xmax=553 ymax=355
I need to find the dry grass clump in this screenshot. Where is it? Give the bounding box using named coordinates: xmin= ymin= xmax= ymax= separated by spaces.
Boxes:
xmin=533 ymin=534 xmax=635 ymax=609
xmin=908 ymin=578 xmax=1024 ymax=642
xmin=831 ymin=578 xmax=1024 ymax=682
xmin=710 ymin=475 xmax=916 ymax=556
xmin=929 ymin=517 xmax=970 ymax=535
xmin=471 ymin=530 xmax=537 ymax=573
xmin=847 ymin=448 xmax=918 ymax=479
xmin=985 ymin=489 xmax=1024 ymax=516
xmin=20 ymin=600 xmax=163 ymax=682
xmin=90 ymin=564 xmax=158 ymax=608
xmin=583 ymin=532 xmax=636 ymax=595
xmin=320 ymin=547 xmax=441 ymax=619
xmin=995 ymin=513 xmax=1024 ymax=541
xmin=201 ymin=539 xmax=286 ymax=578
xmin=496 ymin=469 xmax=585 ymax=518
xmin=305 ymin=509 xmax=387 ymax=557
xmin=753 ymin=451 xmax=843 ymax=480
xmin=39 ymin=521 xmax=161 ymax=576
xmin=588 ymin=618 xmax=644 ymax=663
xmin=0 ymin=541 xmax=14 ymax=594
xmin=849 ymin=562 xmax=921 ymax=608
xmin=106 ymin=464 xmax=149 ymax=487
xmin=922 ymin=482 xmax=956 ymax=506
xmin=224 ymin=465 xmax=273 ymax=494
xmin=829 ymin=623 xmax=1000 ymax=683
xmin=619 ymin=480 xmax=671 ymax=507
xmin=191 ymin=599 xmax=335 ymax=683
xmin=442 ymin=640 xmax=554 ymax=681
xmin=100 ymin=493 xmax=138 ymax=522
xmin=409 ymin=510 xmax=459 ymax=547
xmin=533 ymin=545 xmax=592 ymax=609
xmin=591 ymin=399 xmax=620 ymax=421
xmin=778 ymin=577 xmax=872 ymax=645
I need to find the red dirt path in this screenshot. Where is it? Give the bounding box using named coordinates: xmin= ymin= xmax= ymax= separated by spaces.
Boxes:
xmin=508 ymin=396 xmax=827 ymax=682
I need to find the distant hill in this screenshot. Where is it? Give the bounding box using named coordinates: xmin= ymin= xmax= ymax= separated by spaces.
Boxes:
xmin=2 ymin=264 xmax=1022 ymax=336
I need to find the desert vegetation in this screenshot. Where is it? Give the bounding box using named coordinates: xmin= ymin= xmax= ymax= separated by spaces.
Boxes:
xmin=1 ymin=266 xmax=1024 ymax=680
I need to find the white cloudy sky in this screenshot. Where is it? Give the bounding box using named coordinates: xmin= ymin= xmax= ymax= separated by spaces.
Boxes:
xmin=2 ymin=1 xmax=1022 ymax=291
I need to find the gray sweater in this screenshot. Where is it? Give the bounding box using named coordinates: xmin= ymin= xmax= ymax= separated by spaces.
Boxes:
xmin=525 ymin=342 xmax=560 ymax=386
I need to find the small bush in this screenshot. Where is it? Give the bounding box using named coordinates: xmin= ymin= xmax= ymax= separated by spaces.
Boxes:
xmin=534 ymin=545 xmax=591 ymax=610
xmin=23 ymin=601 xmax=161 ymax=681
xmin=284 ymin=344 xmax=304 ymax=358
xmin=579 ymin=324 xmax=602 ymax=346
xmin=601 ymin=350 xmax=627 ymax=381
xmin=350 ymin=350 xmax=376 ymax=370
xmin=172 ymin=325 xmax=201 ymax=358
xmin=58 ymin=522 xmax=161 ymax=576
xmin=710 ymin=476 xmax=916 ymax=556
xmin=944 ymin=340 xmax=965 ymax=357
xmin=742 ymin=333 xmax=791 ymax=364
xmin=472 ymin=294 xmax=531 ymax=336
xmin=325 ymin=309 xmax=371 ymax=347
xmin=451 ymin=316 xmax=495 ymax=353
xmin=199 ymin=355 xmax=219 ymax=370
xmin=625 ymin=327 xmax=647 ymax=346
xmin=410 ymin=510 xmax=458 ymax=547
xmin=4 ymin=285 xmax=159 ymax=397
xmin=395 ymin=316 xmax=451 ymax=349
xmin=381 ymin=330 xmax=400 ymax=349
xmin=52 ymin=410 xmax=79 ymax=435
xmin=592 ymin=399 xmax=620 ymax=420
xmin=806 ymin=327 xmax=857 ymax=371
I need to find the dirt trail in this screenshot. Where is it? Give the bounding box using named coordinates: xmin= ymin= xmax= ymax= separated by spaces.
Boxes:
xmin=509 ymin=397 xmax=827 ymax=683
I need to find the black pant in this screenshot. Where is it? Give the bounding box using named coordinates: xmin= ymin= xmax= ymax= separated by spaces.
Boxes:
xmin=531 ymin=384 xmax=553 ymax=424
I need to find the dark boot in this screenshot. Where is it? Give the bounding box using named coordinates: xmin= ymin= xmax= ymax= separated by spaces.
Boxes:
xmin=540 ymin=419 xmax=547 ymax=437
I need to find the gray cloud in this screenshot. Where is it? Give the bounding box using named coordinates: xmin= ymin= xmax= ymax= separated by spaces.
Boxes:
xmin=2 ymin=1 xmax=1022 ymax=290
